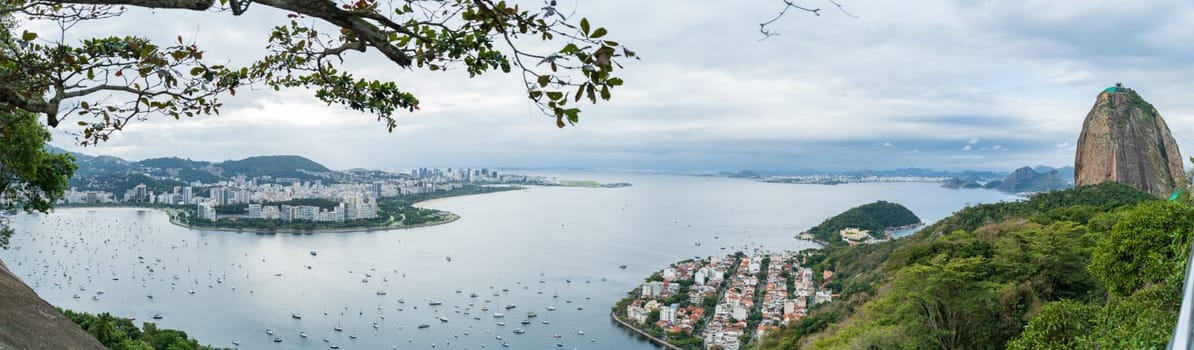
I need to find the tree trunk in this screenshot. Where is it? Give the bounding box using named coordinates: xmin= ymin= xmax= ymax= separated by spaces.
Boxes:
xmin=45 ymin=0 xmax=214 ymax=10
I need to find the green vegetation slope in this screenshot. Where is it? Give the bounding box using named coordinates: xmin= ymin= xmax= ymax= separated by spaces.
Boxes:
xmin=59 ymin=309 xmax=227 ymax=350
xmin=58 ymin=151 xmax=338 ymax=195
xmin=216 ymin=155 xmax=331 ymax=180
xmin=758 ymin=182 xmax=1181 ymax=349
xmin=806 ymin=201 xmax=921 ymax=243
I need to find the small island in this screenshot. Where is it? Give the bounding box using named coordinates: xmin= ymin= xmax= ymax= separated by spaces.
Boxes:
xmin=797 ymin=201 xmax=921 ymax=246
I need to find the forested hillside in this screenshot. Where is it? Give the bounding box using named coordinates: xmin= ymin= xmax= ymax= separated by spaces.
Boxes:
xmin=759 ymin=182 xmax=1184 ymax=349
xmin=806 ymin=201 xmax=921 ymax=243
xmin=216 ymin=155 xmax=332 ymax=179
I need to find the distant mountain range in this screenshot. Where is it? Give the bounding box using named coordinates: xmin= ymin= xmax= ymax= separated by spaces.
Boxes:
xmin=719 ymin=168 xmax=1007 ymax=180
xmin=53 ymin=145 xmax=1081 ymax=197
xmin=47 ymin=146 xmax=338 ymax=194
xmin=995 ymin=166 xmax=1072 ymax=193
xmin=941 ymin=165 xmax=1074 ymax=193
xmin=723 ymin=164 xmax=1075 ymax=194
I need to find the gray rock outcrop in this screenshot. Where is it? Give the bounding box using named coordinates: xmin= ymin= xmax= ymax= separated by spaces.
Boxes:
xmin=0 ymin=259 xmax=104 ymax=349
xmin=1074 ymin=86 xmax=1187 ymax=198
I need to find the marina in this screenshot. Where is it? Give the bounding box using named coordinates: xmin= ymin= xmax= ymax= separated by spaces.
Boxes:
xmin=1 ymin=175 xmax=1012 ymax=349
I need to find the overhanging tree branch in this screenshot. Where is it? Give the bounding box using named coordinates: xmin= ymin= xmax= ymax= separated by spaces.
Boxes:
xmin=760 ymin=0 xmax=855 ymax=39
xmin=1 ymin=0 xmax=822 ymax=147
xmin=42 ymin=0 xmax=212 ymax=10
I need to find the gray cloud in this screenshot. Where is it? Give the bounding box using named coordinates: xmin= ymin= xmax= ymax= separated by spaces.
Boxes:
xmin=42 ymin=0 xmax=1194 ymax=172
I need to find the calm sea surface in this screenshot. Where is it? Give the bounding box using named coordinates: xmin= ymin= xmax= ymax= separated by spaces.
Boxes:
xmin=2 ymin=173 xmax=1015 ymax=349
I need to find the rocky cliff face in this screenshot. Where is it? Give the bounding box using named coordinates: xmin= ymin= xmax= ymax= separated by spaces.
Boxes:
xmin=1074 ymin=88 xmax=1187 ymax=198
xmin=0 ymin=259 xmax=104 ymax=349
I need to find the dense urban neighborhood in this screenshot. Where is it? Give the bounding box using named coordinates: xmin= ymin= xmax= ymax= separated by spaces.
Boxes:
xmin=55 ymin=158 xmax=620 ymax=230
xmin=614 ymin=250 xmax=835 ymax=350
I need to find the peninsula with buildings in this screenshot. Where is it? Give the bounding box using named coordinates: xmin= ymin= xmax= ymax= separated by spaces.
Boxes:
xmin=611 ymin=201 xmax=922 ymax=349
xmin=612 ymin=250 xmax=836 ymax=350
xmin=52 ymin=149 xmax=630 ymax=232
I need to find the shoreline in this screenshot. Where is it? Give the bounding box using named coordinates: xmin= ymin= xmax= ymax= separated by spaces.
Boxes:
xmin=57 ymin=188 xmax=514 ymax=234
xmin=610 ymin=312 xmax=683 ymax=350
xmin=166 ymin=212 xmax=461 ymax=234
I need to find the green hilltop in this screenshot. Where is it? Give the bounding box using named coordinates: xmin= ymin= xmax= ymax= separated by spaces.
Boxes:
xmin=805 ymin=201 xmax=921 ymax=243
xmin=46 ymin=145 xmax=339 ymax=195
xmin=215 ymin=155 xmax=332 ymax=179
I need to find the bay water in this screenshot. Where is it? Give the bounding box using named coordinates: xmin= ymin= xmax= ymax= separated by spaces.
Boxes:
xmin=2 ymin=173 xmax=1015 ymax=349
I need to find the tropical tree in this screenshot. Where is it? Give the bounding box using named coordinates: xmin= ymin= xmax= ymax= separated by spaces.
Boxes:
xmin=0 ymin=110 xmax=76 ymax=248
xmin=1 ymin=0 xmax=636 ymax=146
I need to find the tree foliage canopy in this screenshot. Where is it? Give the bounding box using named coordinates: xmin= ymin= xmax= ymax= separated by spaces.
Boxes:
xmin=758 ymin=182 xmax=1186 ymax=349
xmin=0 ymin=109 xmax=76 ymax=248
xmin=59 ymin=308 xmax=228 ymax=349
xmin=0 ymin=0 xmax=636 ymax=146
xmin=0 ymin=110 xmax=75 ymax=213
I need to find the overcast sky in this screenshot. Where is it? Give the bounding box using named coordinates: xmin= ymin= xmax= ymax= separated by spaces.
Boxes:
xmin=39 ymin=0 xmax=1194 ymax=172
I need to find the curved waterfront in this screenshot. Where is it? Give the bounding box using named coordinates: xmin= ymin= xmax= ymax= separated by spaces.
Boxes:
xmin=1 ymin=173 xmax=1014 ymax=349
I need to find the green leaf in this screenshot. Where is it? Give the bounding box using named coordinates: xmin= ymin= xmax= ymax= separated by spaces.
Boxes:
xmin=537 ymin=75 xmax=550 ymax=87
xmin=574 ymin=83 xmax=585 ymax=102
xmin=190 ymin=67 xmax=205 ymax=76
xmin=80 ymin=101 xmax=89 ymax=109
xmin=561 ymin=43 xmax=579 ymax=54
xmin=600 ymin=86 xmax=610 ymax=101
xmin=21 ymin=31 xmax=36 ymax=41
xmin=580 ymin=18 xmax=590 ymax=36
xmin=590 ymin=28 xmax=607 ymax=39
xmin=565 ymin=108 xmax=579 ymax=124
xmin=607 ymin=77 xmax=623 ymax=86
xmin=546 ymin=91 xmax=563 ymax=100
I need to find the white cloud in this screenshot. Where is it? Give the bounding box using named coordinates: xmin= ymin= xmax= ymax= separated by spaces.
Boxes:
xmin=1044 ymin=61 xmax=1097 ymax=85
xmin=38 ymin=0 xmax=1194 ymax=171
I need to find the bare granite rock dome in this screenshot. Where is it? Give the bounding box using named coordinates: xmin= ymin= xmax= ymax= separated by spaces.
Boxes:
xmin=1074 ymin=85 xmax=1187 ymax=198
